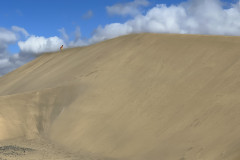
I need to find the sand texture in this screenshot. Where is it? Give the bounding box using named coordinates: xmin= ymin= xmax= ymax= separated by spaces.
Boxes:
xmin=0 ymin=33 xmax=240 ymax=160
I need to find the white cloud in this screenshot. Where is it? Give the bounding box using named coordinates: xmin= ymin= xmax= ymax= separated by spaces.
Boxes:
xmin=0 ymin=27 xmax=33 ymax=75
xmin=69 ymin=39 xmax=88 ymax=47
xmin=11 ymin=26 xmax=29 ymax=37
xmin=0 ymin=26 xmax=67 ymax=76
xmin=0 ymin=58 xmax=11 ymax=68
xmin=106 ymin=0 xmax=149 ymax=17
xmin=0 ymin=28 xmax=18 ymax=72
xmin=18 ymin=36 xmax=65 ymax=55
xmin=58 ymin=28 xmax=69 ymax=42
xmin=60 ymin=27 xmax=89 ymax=47
xmin=90 ymin=23 xmax=133 ymax=43
xmin=0 ymin=28 xmax=17 ymax=43
xmin=91 ymin=0 xmax=240 ymax=43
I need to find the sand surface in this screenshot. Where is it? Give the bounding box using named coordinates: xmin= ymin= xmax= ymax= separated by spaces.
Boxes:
xmin=0 ymin=33 xmax=240 ymax=160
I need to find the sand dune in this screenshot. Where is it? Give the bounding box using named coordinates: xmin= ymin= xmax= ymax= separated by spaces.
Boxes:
xmin=0 ymin=33 xmax=240 ymax=160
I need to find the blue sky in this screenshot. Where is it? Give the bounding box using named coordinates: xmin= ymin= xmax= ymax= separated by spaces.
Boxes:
xmin=0 ymin=0 xmax=239 ymax=75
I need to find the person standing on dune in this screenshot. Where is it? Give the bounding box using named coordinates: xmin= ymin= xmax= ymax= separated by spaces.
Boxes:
xmin=60 ymin=45 xmax=63 ymax=51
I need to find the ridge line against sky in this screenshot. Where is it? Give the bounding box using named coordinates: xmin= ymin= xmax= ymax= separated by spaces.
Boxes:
xmin=0 ymin=0 xmax=239 ymax=76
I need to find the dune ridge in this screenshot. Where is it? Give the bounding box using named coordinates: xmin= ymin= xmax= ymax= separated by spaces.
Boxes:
xmin=0 ymin=33 xmax=240 ymax=160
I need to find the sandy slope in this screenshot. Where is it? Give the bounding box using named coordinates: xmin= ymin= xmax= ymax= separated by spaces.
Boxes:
xmin=0 ymin=33 xmax=240 ymax=160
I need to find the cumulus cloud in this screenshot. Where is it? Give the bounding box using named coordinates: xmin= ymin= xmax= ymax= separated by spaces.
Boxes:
xmin=0 ymin=27 xmax=65 ymax=75
xmin=18 ymin=36 xmax=65 ymax=55
xmin=0 ymin=28 xmax=17 ymax=44
xmin=106 ymin=0 xmax=149 ymax=17
xmin=1 ymin=26 xmax=88 ymax=76
xmin=90 ymin=0 xmax=240 ymax=43
xmin=0 ymin=28 xmax=17 ymax=60
xmin=0 ymin=27 xmax=23 ymax=75
xmin=0 ymin=53 xmax=29 ymax=75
